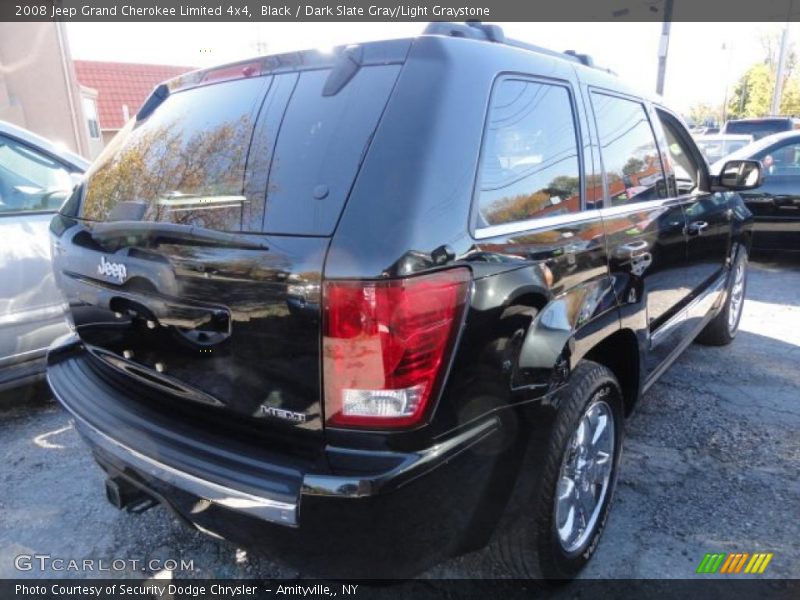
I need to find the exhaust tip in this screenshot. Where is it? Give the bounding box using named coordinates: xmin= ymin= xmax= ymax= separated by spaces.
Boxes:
xmin=104 ymin=476 xmax=158 ymax=514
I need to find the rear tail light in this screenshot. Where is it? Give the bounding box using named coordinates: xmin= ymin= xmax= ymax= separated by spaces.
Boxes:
xmin=323 ymin=269 xmax=471 ymax=429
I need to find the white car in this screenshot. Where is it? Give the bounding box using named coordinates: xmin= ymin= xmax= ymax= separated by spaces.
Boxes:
xmin=0 ymin=121 xmax=88 ymax=392
xmin=695 ymin=133 xmax=754 ymax=163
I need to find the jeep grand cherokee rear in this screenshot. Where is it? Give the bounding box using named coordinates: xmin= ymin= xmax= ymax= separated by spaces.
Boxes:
xmin=47 ymin=33 xmax=505 ymax=578
xmin=48 ymin=22 xmax=754 ymax=580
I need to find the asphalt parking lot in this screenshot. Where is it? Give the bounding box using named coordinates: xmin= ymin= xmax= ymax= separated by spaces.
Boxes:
xmin=0 ymin=258 xmax=798 ymax=581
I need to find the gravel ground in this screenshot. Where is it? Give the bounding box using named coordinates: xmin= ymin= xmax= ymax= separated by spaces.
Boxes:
xmin=1 ymin=258 xmax=798 ymax=581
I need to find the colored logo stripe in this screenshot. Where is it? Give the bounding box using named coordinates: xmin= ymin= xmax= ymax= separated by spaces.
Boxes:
xmin=697 ymin=552 xmax=773 ymax=574
xmin=720 ymin=553 xmax=749 ymax=573
xmin=745 ymin=553 xmax=773 ymax=574
xmin=697 ymin=553 xmax=725 ymax=573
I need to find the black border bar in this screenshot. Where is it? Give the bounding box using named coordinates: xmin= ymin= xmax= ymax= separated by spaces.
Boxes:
xmin=4 ymin=0 xmax=800 ymax=22
xmin=3 ymin=579 xmax=800 ymax=600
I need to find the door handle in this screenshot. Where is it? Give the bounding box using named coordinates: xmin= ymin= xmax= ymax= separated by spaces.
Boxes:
xmin=687 ymin=221 xmax=709 ymax=236
xmin=613 ymin=240 xmax=649 ymax=260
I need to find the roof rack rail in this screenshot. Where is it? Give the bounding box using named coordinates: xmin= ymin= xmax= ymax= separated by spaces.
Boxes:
xmin=422 ymin=21 xmax=504 ymax=43
xmin=422 ymin=21 xmax=615 ymax=75
xmin=564 ymin=50 xmax=594 ymax=67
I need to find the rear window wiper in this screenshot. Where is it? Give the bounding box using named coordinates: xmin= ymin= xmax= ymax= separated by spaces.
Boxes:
xmin=322 ymin=45 xmax=363 ymax=97
xmin=89 ymin=221 xmax=269 ymax=251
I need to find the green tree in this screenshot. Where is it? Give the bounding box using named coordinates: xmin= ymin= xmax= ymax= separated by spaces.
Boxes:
xmin=687 ymin=102 xmax=721 ymax=127
xmin=780 ymin=77 xmax=800 ymax=116
xmin=727 ymin=63 xmax=775 ymax=118
xmin=727 ymin=32 xmax=800 ymax=120
xmin=622 ymin=157 xmax=645 ymax=177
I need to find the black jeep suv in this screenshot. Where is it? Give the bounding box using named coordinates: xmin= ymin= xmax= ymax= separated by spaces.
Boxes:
xmin=47 ymin=22 xmax=761 ymax=579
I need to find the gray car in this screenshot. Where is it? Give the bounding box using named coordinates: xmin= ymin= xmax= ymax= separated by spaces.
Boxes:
xmin=0 ymin=121 xmax=88 ymax=392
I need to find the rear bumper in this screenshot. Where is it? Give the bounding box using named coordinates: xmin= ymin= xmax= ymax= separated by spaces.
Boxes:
xmin=72 ymin=413 xmax=298 ymax=525
xmin=47 ymin=338 xmax=505 ymax=577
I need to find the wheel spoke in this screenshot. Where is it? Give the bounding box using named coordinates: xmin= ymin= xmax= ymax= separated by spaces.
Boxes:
xmin=593 ymin=451 xmax=612 ymax=482
xmin=575 ymin=418 xmax=590 ymax=449
xmin=590 ymin=413 xmax=608 ymax=449
xmin=556 ymin=477 xmax=578 ymax=543
xmin=578 ymin=483 xmax=597 ymax=519
xmin=574 ymin=494 xmax=590 ymax=542
xmin=728 ymin=261 xmax=746 ymax=332
xmin=557 ymin=505 xmax=577 ymax=545
xmin=556 ymin=477 xmax=576 ymax=512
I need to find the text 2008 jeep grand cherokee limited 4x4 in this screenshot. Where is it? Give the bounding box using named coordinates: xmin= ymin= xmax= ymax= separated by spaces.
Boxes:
xmin=47 ymin=22 xmax=761 ymax=579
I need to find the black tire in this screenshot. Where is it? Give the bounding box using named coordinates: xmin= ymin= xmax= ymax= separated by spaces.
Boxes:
xmin=695 ymin=243 xmax=748 ymax=347
xmin=497 ymin=360 xmax=624 ymax=580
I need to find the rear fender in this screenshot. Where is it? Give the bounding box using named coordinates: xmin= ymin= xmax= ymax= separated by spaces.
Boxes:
xmin=513 ymin=276 xmax=619 ymax=391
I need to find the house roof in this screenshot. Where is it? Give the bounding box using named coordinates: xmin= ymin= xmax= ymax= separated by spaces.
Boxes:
xmin=73 ymin=60 xmax=195 ymax=130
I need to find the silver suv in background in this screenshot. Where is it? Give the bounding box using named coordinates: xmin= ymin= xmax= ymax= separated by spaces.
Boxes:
xmin=0 ymin=121 xmax=88 ymax=392
xmin=721 ymin=116 xmax=800 ymax=141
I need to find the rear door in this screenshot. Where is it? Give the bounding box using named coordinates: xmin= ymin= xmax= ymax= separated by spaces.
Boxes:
xmin=589 ymin=91 xmax=689 ymax=376
xmin=52 ymin=51 xmax=404 ymax=435
xmin=0 ymin=134 xmax=77 ymax=371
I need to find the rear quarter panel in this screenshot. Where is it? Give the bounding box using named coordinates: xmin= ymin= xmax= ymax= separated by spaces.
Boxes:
xmin=324 ymin=40 xmax=624 ymax=549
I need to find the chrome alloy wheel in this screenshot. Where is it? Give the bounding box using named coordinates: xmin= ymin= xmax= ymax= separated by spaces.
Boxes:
xmin=555 ymin=396 xmax=616 ymax=553
xmin=727 ymin=258 xmax=746 ymax=334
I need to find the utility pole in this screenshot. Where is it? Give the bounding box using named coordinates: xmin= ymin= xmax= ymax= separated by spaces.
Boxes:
xmin=656 ymin=0 xmax=674 ymax=97
xmin=771 ymin=24 xmax=790 ymax=116
xmin=721 ymin=41 xmax=733 ymax=124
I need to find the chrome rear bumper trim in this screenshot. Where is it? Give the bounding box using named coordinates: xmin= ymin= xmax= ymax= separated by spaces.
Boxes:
xmin=51 ymin=377 xmax=298 ymax=527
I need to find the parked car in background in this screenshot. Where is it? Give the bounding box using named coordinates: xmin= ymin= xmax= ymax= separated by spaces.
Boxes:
xmin=721 ymin=116 xmax=800 ymax=141
xmin=0 ymin=121 xmax=88 ymax=392
xmin=695 ymin=134 xmax=754 ymax=163
xmin=712 ymin=130 xmax=800 ymax=252
xmin=47 ymin=22 xmax=760 ymax=580
xmin=691 ymin=125 xmax=720 ymax=136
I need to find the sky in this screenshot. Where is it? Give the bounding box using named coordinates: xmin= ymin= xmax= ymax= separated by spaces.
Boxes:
xmin=66 ymin=21 xmax=794 ymax=114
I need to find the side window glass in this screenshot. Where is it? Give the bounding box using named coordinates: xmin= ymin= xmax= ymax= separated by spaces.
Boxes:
xmin=657 ymin=111 xmax=700 ymax=196
xmin=476 ymin=79 xmax=582 ymax=227
xmin=0 ymin=135 xmax=73 ymax=214
xmin=758 ymin=142 xmax=800 ymax=176
xmin=83 ymin=97 xmax=101 ymax=140
xmin=591 ymin=93 xmax=667 ymax=206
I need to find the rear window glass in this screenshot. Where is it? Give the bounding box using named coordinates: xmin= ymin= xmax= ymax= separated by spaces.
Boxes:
xmin=78 ymin=76 xmax=271 ymax=231
xmin=75 ymin=65 xmax=401 ymax=235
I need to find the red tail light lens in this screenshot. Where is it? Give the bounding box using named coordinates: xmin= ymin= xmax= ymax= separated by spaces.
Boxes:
xmin=323 ymin=269 xmax=471 ymax=428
